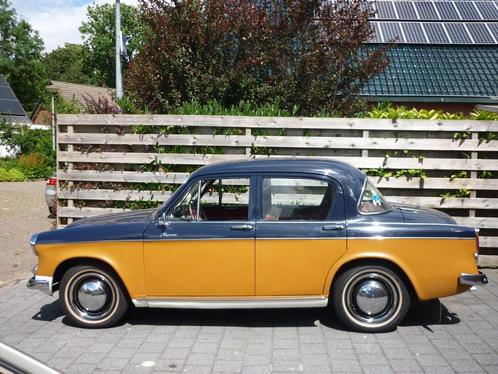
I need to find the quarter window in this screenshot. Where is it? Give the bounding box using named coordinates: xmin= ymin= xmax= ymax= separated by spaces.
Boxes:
xmin=358 ymin=180 xmax=391 ymax=213
xmin=170 ymin=178 xmax=250 ymax=221
xmin=261 ymin=177 xmax=335 ymax=221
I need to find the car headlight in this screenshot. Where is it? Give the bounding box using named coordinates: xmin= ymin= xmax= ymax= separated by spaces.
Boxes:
xmin=30 ymin=233 xmax=38 ymax=255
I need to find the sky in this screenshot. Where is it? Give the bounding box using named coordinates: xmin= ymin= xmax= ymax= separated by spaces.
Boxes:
xmin=10 ymin=0 xmax=139 ymax=52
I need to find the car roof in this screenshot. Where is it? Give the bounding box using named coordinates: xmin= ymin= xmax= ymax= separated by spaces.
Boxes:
xmin=191 ymin=158 xmax=366 ymax=183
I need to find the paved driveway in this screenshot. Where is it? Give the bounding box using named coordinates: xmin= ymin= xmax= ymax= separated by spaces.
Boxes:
xmin=0 ymin=181 xmax=53 ymax=287
xmin=0 ymin=271 xmax=497 ymax=373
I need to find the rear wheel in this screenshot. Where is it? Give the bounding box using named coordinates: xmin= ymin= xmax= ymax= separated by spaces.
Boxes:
xmin=332 ymin=265 xmax=410 ymax=333
xmin=60 ymin=265 xmax=129 ymax=328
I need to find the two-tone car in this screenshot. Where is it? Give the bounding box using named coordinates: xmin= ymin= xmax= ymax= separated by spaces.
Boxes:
xmin=27 ymin=159 xmax=487 ymax=332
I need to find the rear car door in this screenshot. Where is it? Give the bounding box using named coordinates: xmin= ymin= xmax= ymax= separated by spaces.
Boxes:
xmin=255 ymin=175 xmax=347 ymax=296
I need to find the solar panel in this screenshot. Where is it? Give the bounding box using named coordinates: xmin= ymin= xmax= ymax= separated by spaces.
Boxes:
xmin=394 ymin=2 xmax=417 ymax=19
xmin=475 ymin=2 xmax=498 ymax=20
xmin=454 ymin=2 xmax=481 ymax=20
xmin=380 ymin=22 xmax=404 ymax=41
xmin=466 ymin=22 xmax=495 ymax=43
xmin=487 ymin=22 xmax=498 ymax=40
xmin=415 ymin=2 xmax=440 ymax=20
xmin=445 ymin=23 xmax=473 ymax=43
xmin=0 ymin=75 xmax=26 ymax=116
xmin=435 ymin=2 xmax=460 ymax=20
xmin=401 ymin=22 xmax=428 ymax=43
xmin=370 ymin=22 xmax=383 ymax=43
xmin=423 ymin=23 xmax=451 ymax=43
xmin=376 ymin=1 xmax=397 ymax=19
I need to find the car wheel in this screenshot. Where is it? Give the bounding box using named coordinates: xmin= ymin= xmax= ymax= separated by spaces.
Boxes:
xmin=332 ymin=265 xmax=410 ymax=333
xmin=60 ymin=265 xmax=129 ymax=328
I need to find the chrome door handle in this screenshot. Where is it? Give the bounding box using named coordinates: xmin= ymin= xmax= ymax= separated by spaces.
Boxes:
xmin=230 ymin=224 xmax=254 ymax=231
xmin=322 ymin=224 xmax=345 ymax=231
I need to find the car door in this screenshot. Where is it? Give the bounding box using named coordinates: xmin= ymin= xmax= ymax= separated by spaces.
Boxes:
xmin=143 ymin=175 xmax=255 ymax=297
xmin=255 ymin=175 xmax=347 ymax=296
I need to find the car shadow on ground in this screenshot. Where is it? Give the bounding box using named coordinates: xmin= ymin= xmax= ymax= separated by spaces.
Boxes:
xmin=32 ymin=298 xmax=460 ymax=332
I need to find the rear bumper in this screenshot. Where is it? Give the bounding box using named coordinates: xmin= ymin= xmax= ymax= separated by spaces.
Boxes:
xmin=26 ymin=276 xmax=53 ymax=296
xmin=460 ymin=272 xmax=488 ymax=286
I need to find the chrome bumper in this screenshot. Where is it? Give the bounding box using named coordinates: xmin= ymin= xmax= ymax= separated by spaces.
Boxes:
xmin=26 ymin=276 xmax=52 ymax=296
xmin=460 ymin=272 xmax=488 ymax=286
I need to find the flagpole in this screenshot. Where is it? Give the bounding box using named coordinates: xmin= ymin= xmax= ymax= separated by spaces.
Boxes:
xmin=115 ymin=0 xmax=123 ymax=98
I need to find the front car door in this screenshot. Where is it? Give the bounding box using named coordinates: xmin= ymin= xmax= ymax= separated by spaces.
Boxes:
xmin=143 ymin=175 xmax=255 ymax=297
xmin=255 ymin=174 xmax=347 ymax=296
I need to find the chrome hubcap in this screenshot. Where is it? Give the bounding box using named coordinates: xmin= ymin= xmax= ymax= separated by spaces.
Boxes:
xmin=343 ymin=271 xmax=400 ymax=327
xmin=68 ymin=271 xmax=116 ymax=321
xmin=355 ymin=280 xmax=389 ymax=316
xmin=77 ymin=280 xmax=107 ymax=312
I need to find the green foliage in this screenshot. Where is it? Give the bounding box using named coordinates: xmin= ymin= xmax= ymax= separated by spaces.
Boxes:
xmin=454 ymin=189 xmax=471 ymax=198
xmin=394 ymin=169 xmax=427 ymax=180
xmin=439 ymin=189 xmax=471 ymax=200
xmin=126 ymin=0 xmax=390 ymax=116
xmin=0 ymin=0 xmax=47 ymax=111
xmin=366 ymin=168 xmax=392 ymax=178
xmin=449 ymin=171 xmax=468 ymax=181
xmin=0 ymin=121 xmax=55 ymax=180
xmin=453 ymin=131 xmax=471 ymax=141
xmin=43 ymin=43 xmax=94 ymax=84
xmin=0 ymin=167 xmax=26 ymax=182
xmin=175 ymin=99 xmax=299 ymax=117
xmin=480 ymin=171 xmax=493 ymax=179
xmin=367 ymin=103 xmax=498 ymax=121
xmin=470 ymin=110 xmax=498 ymax=121
xmin=79 ymin=3 xmax=145 ymax=88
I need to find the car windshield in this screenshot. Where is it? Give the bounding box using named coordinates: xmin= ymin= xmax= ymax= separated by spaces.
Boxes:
xmin=358 ymin=180 xmax=391 ymax=213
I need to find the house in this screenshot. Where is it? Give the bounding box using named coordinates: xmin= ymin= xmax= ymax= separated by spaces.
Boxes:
xmin=31 ymin=81 xmax=117 ymax=125
xmin=363 ymin=0 xmax=498 ymax=112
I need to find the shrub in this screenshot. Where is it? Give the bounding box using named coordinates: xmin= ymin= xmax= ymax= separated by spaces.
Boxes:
xmin=0 ymin=167 xmax=27 ymax=182
xmin=17 ymin=152 xmax=53 ymax=179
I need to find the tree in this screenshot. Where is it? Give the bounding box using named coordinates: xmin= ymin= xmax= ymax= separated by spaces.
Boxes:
xmin=126 ymin=0 xmax=391 ymax=116
xmin=79 ymin=3 xmax=145 ymax=88
xmin=43 ymin=43 xmax=93 ymax=85
xmin=0 ymin=0 xmax=47 ymax=112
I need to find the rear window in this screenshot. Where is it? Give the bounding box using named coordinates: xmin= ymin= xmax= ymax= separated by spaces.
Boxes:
xmin=358 ymin=180 xmax=391 ymax=214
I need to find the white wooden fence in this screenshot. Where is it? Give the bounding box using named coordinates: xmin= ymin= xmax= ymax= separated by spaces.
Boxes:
xmin=57 ymin=114 xmax=498 ymax=253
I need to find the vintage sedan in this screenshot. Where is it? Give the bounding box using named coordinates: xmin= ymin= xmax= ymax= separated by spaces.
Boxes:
xmin=27 ymin=159 xmax=487 ymax=332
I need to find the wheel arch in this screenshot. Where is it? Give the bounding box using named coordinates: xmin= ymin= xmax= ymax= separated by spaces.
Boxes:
xmin=325 ymin=255 xmax=419 ymax=299
xmin=52 ymin=257 xmax=131 ymax=299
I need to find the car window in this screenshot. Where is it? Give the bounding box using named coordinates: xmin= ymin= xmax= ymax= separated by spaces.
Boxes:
xmin=261 ymin=177 xmax=335 ymax=221
xmin=170 ymin=178 xmax=250 ymax=221
xmin=358 ymin=180 xmax=391 ymax=213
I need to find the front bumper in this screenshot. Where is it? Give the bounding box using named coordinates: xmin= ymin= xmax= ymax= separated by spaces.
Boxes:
xmin=460 ymin=272 xmax=488 ymax=286
xmin=26 ymin=276 xmax=53 ymax=296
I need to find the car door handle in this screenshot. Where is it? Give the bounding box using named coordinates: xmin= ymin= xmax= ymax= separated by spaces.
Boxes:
xmin=230 ymin=224 xmax=254 ymax=231
xmin=322 ymin=224 xmax=345 ymax=231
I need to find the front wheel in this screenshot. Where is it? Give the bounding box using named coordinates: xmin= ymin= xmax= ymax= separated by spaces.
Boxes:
xmin=332 ymin=265 xmax=410 ymax=333
xmin=60 ymin=265 xmax=129 ymax=328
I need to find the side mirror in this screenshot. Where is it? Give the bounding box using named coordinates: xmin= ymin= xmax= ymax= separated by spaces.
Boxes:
xmin=156 ymin=212 xmax=168 ymax=228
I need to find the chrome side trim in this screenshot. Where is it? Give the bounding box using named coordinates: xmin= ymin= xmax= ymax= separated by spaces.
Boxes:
xmin=26 ymin=275 xmax=53 ymax=296
xmin=132 ymin=296 xmax=328 ymax=309
xmin=347 ymin=236 xmax=474 ymax=241
xmin=460 ymin=272 xmax=488 ymax=286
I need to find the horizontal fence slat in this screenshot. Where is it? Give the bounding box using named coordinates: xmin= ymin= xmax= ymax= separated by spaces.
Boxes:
xmin=57 ymin=133 xmax=498 ymax=152
xmin=57 ymin=114 xmax=498 ymax=132
xmin=58 ymin=189 xmax=498 ymax=210
xmin=58 ymin=152 xmax=498 ymax=171
xmin=454 ymin=217 xmax=498 ymax=229
xmin=480 ymin=237 xmax=498 ymax=248
xmin=57 ymin=170 xmax=498 ymax=190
